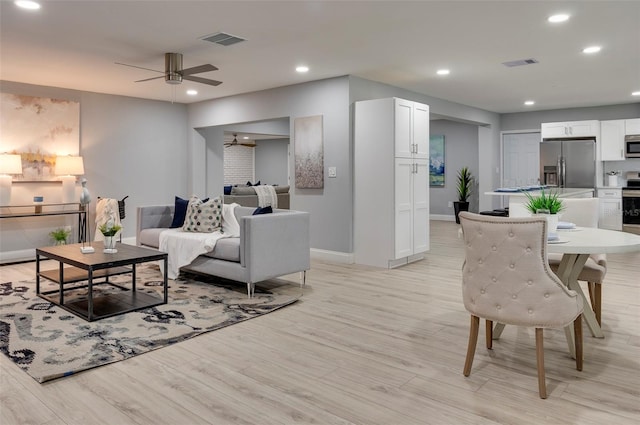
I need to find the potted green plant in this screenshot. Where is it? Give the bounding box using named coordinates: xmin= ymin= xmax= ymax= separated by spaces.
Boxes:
xmin=522 ymin=188 xmax=564 ymax=235
xmin=454 ymin=166 xmax=473 ymax=224
xmin=99 ymin=222 xmax=122 ymax=252
xmin=49 ymin=228 xmax=71 ymax=245
xmin=522 ymin=188 xmax=564 ymax=215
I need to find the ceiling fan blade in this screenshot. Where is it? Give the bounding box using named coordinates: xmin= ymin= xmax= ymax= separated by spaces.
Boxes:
xmin=181 ymin=64 xmax=218 ymax=76
xmin=135 ymin=75 xmax=165 ymax=83
xmin=183 ymin=75 xmax=223 ymax=86
xmin=115 ymin=62 xmax=163 ymax=73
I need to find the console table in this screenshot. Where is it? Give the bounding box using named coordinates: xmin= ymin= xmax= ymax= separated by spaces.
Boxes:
xmin=0 ymin=203 xmax=87 ymax=243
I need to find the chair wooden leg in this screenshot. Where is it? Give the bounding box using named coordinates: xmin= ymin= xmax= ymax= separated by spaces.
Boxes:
xmin=574 ymin=315 xmax=583 ymax=372
xmin=593 ymin=283 xmax=602 ymax=326
xmin=486 ymin=320 xmax=493 ymax=349
xmin=535 ymin=328 xmax=547 ymax=399
xmin=463 ymin=315 xmax=480 ymax=377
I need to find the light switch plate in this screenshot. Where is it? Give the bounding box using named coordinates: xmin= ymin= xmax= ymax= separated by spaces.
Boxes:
xmin=328 ymin=167 xmax=337 ymax=178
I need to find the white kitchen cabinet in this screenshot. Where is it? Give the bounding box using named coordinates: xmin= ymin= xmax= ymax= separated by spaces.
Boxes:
xmin=541 ymin=120 xmax=600 ymax=139
xmin=354 ymin=97 xmax=430 ymax=268
xmin=626 ymin=118 xmax=640 ymax=135
xmin=600 ymin=120 xmax=626 ymax=161
xmin=598 ymin=188 xmax=622 ymax=230
xmin=394 ymin=98 xmax=429 ymax=159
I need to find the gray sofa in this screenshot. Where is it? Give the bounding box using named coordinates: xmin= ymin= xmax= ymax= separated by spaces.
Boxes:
xmin=223 ymin=185 xmax=290 ymax=209
xmin=136 ymin=205 xmax=310 ymax=297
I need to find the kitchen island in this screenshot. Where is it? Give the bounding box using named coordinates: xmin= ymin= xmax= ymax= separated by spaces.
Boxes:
xmin=485 ymin=187 xmax=594 ymax=217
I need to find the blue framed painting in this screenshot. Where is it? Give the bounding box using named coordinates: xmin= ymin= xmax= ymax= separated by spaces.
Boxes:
xmin=429 ymin=135 xmax=445 ymax=187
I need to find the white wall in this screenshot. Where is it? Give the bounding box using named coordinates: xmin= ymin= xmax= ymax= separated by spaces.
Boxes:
xmin=255 ymin=138 xmax=289 ymax=186
xmin=224 ymin=146 xmax=255 ymax=185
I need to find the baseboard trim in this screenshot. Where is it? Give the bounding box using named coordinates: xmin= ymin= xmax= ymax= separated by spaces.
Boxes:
xmin=311 ymin=248 xmax=354 ymax=264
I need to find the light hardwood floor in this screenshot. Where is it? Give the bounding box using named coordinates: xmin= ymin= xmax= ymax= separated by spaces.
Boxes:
xmin=1 ymin=220 xmax=639 ymax=425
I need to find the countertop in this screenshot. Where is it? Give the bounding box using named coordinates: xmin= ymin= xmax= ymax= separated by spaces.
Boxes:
xmin=485 ymin=188 xmax=595 ymax=197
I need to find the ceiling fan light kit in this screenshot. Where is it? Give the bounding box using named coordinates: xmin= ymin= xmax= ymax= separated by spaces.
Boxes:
xmin=165 ymin=53 xmax=183 ymax=84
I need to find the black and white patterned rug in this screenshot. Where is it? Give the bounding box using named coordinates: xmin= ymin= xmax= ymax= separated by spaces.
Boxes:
xmin=0 ymin=266 xmax=300 ymax=383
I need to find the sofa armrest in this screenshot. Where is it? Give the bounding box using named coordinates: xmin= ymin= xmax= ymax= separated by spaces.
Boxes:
xmin=136 ymin=205 xmax=174 ymax=246
xmin=240 ymin=210 xmax=310 ymax=282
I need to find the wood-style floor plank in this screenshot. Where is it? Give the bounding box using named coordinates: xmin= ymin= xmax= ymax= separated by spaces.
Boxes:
xmin=1 ymin=220 xmax=639 ymax=424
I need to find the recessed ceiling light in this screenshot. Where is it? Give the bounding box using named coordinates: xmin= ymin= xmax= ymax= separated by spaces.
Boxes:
xmin=632 ymin=91 xmax=640 ymax=96
xmin=186 ymin=89 xmax=198 ymax=96
xmin=436 ymin=69 xmax=450 ymax=76
xmin=548 ymin=14 xmax=569 ymax=23
xmin=15 ymin=0 xmax=40 ymax=9
xmin=296 ymin=66 xmax=309 ymax=73
xmin=524 ymin=100 xmax=535 ymax=106
xmin=582 ymin=46 xmax=601 ymax=54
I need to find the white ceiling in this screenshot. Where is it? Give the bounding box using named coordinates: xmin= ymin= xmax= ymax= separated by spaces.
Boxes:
xmin=1 ymin=0 xmax=639 ymax=113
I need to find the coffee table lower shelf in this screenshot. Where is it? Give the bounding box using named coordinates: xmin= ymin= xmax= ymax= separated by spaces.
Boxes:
xmin=39 ymin=290 xmax=164 ymax=321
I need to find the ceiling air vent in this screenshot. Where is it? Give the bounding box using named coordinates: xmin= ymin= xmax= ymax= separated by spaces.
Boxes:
xmin=502 ymin=58 xmax=539 ymax=67
xmin=201 ymin=32 xmax=246 ymax=46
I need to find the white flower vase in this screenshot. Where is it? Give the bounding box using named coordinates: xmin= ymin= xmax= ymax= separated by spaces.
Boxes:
xmin=103 ymin=236 xmax=118 ymax=253
xmin=534 ymin=212 xmax=559 ymax=238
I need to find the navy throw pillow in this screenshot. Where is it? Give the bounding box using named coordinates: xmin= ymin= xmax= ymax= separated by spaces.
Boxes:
xmin=252 ymin=206 xmax=273 ymax=215
xmin=170 ymin=196 xmax=209 ymax=228
xmin=224 ymin=185 xmax=232 ymax=195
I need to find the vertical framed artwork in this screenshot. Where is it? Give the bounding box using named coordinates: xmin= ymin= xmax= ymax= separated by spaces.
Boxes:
xmin=0 ymin=93 xmax=80 ymax=181
xmin=294 ymin=115 xmax=324 ymax=189
xmin=429 ymin=135 xmax=445 ymax=187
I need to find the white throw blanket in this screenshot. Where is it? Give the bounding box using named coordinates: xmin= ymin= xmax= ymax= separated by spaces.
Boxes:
xmin=253 ymin=185 xmax=278 ymax=208
xmin=159 ymin=229 xmax=229 ymax=279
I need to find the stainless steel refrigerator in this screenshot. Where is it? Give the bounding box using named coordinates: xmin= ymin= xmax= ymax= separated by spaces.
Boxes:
xmin=540 ymin=138 xmax=596 ymax=188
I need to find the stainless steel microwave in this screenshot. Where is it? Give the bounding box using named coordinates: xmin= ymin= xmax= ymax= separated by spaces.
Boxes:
xmin=625 ymin=134 xmax=640 ymax=158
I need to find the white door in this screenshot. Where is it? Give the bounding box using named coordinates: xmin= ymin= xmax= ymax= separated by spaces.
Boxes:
xmin=502 ymin=132 xmax=540 ymax=188
xmin=413 ymin=159 xmax=429 ymax=253
xmin=395 ymin=158 xmax=413 ymax=259
xmin=394 ymin=99 xmax=413 ymax=158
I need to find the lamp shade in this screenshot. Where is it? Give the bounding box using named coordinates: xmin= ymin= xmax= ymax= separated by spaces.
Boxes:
xmin=55 ymin=155 xmax=84 ymax=176
xmin=0 ymin=154 xmax=23 ymax=175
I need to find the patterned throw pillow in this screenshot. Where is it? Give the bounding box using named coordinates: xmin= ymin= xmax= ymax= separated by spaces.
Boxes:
xmin=182 ymin=196 xmax=222 ymax=233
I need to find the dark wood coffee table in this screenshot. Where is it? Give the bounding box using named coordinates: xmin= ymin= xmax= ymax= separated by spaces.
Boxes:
xmin=36 ymin=242 xmax=168 ymax=321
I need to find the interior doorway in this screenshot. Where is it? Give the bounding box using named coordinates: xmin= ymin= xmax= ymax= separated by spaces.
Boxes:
xmin=502 ymin=131 xmax=540 ymax=188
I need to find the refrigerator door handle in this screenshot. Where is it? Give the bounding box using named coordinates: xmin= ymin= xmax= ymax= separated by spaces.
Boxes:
xmin=561 ymin=157 xmax=566 ymax=188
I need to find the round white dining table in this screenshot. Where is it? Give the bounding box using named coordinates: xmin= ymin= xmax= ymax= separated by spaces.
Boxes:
xmin=547 ymin=227 xmax=640 ymax=355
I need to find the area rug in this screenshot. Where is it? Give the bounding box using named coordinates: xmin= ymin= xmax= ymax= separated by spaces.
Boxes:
xmin=0 ymin=266 xmax=299 ymax=383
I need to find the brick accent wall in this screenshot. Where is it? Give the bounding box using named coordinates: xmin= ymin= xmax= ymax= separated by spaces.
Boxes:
xmin=224 ymin=145 xmax=255 ymax=185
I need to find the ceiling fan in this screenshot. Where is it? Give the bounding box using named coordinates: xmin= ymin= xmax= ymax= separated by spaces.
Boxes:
xmin=116 ymin=53 xmax=222 ymax=86
xmin=224 ymin=134 xmax=256 ymax=148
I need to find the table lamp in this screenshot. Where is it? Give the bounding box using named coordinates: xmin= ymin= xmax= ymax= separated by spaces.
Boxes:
xmin=0 ymin=154 xmax=23 ymax=205
xmin=55 ymin=155 xmax=84 ymax=203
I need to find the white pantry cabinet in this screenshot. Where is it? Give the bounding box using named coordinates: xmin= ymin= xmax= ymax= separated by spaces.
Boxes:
xmin=541 ymin=120 xmax=600 ymax=139
xmin=600 ymin=120 xmax=626 ymax=161
xmin=598 ymin=188 xmax=622 ymax=230
xmin=354 ymin=97 xmax=430 ymax=268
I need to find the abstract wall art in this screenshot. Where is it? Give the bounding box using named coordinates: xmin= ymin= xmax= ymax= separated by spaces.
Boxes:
xmin=0 ymin=93 xmax=80 ymax=181
xmin=294 ymin=115 xmax=324 ymax=189
xmin=429 ymin=134 xmax=445 ymax=187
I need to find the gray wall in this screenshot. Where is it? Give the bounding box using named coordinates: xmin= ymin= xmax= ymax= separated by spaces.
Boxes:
xmin=430 ymin=120 xmax=479 ymax=215
xmin=255 ymin=138 xmax=289 ymax=186
xmin=0 ymin=80 xmax=188 ymax=259
xmin=188 ymin=77 xmax=352 ymax=253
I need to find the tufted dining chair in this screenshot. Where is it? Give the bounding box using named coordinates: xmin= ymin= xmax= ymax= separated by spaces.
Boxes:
xmin=458 ymin=212 xmax=584 ymax=399
xmin=548 ymin=198 xmax=606 ymax=325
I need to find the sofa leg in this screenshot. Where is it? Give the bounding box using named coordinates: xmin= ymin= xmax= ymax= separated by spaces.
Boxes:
xmin=300 ymin=270 xmax=306 ymax=288
xmin=246 ymin=282 xmax=255 ymax=298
